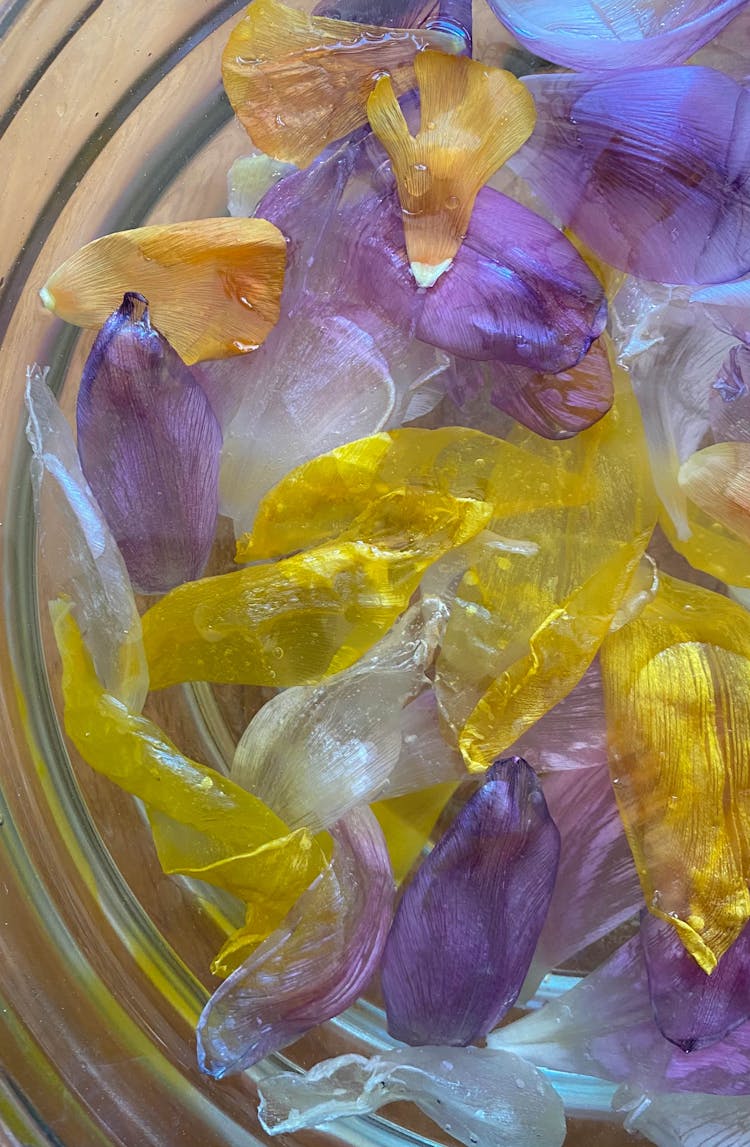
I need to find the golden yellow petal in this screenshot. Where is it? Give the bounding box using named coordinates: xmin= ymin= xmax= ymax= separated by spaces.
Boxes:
xmin=600 ymin=573 xmax=750 ymax=971
xmin=40 ymin=218 xmax=286 ymax=363
xmin=371 ymin=782 xmax=457 ymax=884
xmin=222 ymin=0 xmax=459 ymax=168
xmin=367 ymin=50 xmax=536 ymax=283
xmin=679 ymin=441 xmax=750 ymax=545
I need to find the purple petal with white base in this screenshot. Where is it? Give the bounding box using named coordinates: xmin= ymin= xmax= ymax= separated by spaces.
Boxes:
xmin=196 ymin=806 xmax=393 ymax=1077
xmin=76 ymin=293 xmax=221 ymax=595
xmin=381 ymin=756 xmax=560 ymax=1046
xmin=513 ymin=69 xmax=750 ymax=286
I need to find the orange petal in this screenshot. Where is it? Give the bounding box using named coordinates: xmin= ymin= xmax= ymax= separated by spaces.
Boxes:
xmin=367 ymin=50 xmax=536 ymax=287
xmin=678 ymin=440 xmax=750 ymax=545
xmin=222 ymin=0 xmax=459 ymax=168
xmin=40 ymin=218 xmax=287 ymax=364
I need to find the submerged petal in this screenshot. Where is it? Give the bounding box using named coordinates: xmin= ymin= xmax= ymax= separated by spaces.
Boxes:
xmin=509 ymin=660 xmax=608 ymax=772
xmin=679 ymin=441 xmax=750 ymax=545
xmin=694 ymin=278 xmax=750 ymax=345
xmin=619 ymin=1087 xmax=750 ymax=1147
xmin=40 ymin=218 xmax=286 ymax=364
xmin=709 ymin=345 xmax=750 ymax=443
xmin=381 ymin=757 xmax=560 ymax=1046
xmin=313 ymin=1 xmax=437 ymax=23
xmin=197 ymin=806 xmax=393 ymax=1076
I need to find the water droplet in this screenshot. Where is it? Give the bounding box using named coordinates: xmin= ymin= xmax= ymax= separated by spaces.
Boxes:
xmin=413 ymin=162 xmax=428 ymax=173
xmin=445 ymin=195 xmax=460 ymax=211
xmin=515 ymin=1077 xmax=527 ymax=1090
xmin=275 ymin=114 xmax=286 ymax=127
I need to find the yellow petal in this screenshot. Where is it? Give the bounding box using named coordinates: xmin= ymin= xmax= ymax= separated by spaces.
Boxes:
xmin=222 ymin=0 xmax=459 ymax=168
xmin=367 ymin=50 xmax=536 ymax=284
xmin=40 ymin=218 xmax=286 ymax=364
xmin=371 ymin=782 xmax=457 ymax=884
xmin=661 ymin=502 xmax=750 ymax=588
xmin=600 ymin=573 xmax=750 ymax=971
xmin=679 ymin=440 xmax=750 ymax=545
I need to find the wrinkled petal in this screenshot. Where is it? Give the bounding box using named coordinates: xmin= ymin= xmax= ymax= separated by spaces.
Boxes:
xmin=381 ymin=757 xmax=560 ymax=1045
xmin=484 ymin=0 xmax=747 ymax=72
xmin=600 ymin=573 xmax=750 ymax=972
xmin=617 ymin=1086 xmax=750 ymax=1146
xmin=227 ymin=153 xmax=296 ymax=219
xmin=678 ymin=441 xmax=750 ymax=545
xmin=197 ymin=806 xmax=393 ymax=1076
xmin=24 ymin=366 xmax=147 ymax=711
xmin=40 ymin=218 xmax=286 ymax=364
xmin=230 ymin=598 xmax=448 ymax=831
xmin=513 ymin=68 xmax=750 ymax=285
xmin=258 ymin=1046 xmax=566 ymax=1147
xmin=76 ymin=293 xmax=222 ymax=595
xmin=709 ymin=344 xmax=750 ymax=443
xmin=691 ymin=4 xmax=750 ymax=82
xmin=379 ymin=686 xmax=468 ymax=798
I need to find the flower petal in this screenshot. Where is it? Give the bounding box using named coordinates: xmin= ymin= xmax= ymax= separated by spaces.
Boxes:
xmin=694 ymin=278 xmax=750 ymax=345
xmin=619 ymin=1087 xmax=750 ymax=1147
xmin=678 ymin=441 xmax=750 ymax=545
xmin=197 ymin=806 xmax=393 ymax=1076
xmin=75 ymin=294 xmax=222 ymax=595
xmin=313 ymin=1 xmax=438 ymax=24
xmin=513 ymin=68 xmax=750 ymax=285
xmin=227 ymin=153 xmax=296 ymax=219
xmin=509 ymin=660 xmax=608 ymax=772
xmin=40 ymin=218 xmax=286 ymax=363
xmin=381 ymin=756 xmax=560 ymax=1045
xmin=709 ymin=345 xmax=750 ymax=443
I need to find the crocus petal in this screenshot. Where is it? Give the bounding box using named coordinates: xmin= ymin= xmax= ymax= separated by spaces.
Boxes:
xmin=75 ymin=294 xmax=222 ymax=595
xmin=257 ymin=1046 xmax=566 ymax=1147
xmin=678 ymin=441 xmax=750 ymax=545
xmin=230 ymin=598 xmax=447 ymax=832
xmin=600 ymin=573 xmax=750 ymax=972
xmin=40 ymin=218 xmax=286 ymax=364
xmin=222 ymin=0 xmax=458 ymax=168
xmin=381 ymin=756 xmax=560 ymax=1045
xmin=513 ymin=68 xmax=750 ymax=285
xmin=197 ymin=806 xmax=393 ymax=1076
xmin=694 ymin=278 xmax=750 ymax=345
xmin=484 ymin=1 xmax=747 ymax=72
xmin=709 ymin=345 xmax=750 ymax=443
xmin=24 ymin=367 xmax=147 ymax=711
xmin=641 ymin=912 xmax=750 ymax=1053
xmin=366 ymin=51 xmax=536 ymax=286
xmin=618 ymin=1087 xmax=750 ymax=1147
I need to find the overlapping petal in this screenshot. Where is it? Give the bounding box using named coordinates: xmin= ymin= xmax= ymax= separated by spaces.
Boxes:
xmin=678 ymin=442 xmax=750 ymax=545
xmin=619 ymin=1086 xmax=750 ymax=1146
xmin=709 ymin=346 xmax=750 ymax=443
xmin=313 ymin=1 xmax=437 ymax=24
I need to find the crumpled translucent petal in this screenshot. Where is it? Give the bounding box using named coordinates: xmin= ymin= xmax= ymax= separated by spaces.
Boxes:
xmin=257 ymin=1046 xmax=566 ymax=1147
xmin=484 ymin=0 xmax=747 ymax=72
xmin=509 ymin=660 xmax=608 ymax=772
xmin=40 ymin=218 xmax=286 ymax=364
xmin=197 ymin=806 xmax=393 ymax=1077
xmin=512 ymin=69 xmax=750 ymax=285
xmin=617 ymin=1086 xmax=750 ymax=1147
xmin=231 ymin=598 xmax=447 ymax=832
xmin=75 ymin=293 xmax=222 ymax=595
xmin=709 ymin=345 xmax=750 ymax=443
xmin=678 ymin=442 xmax=750 ymax=546
xmin=381 ymin=757 xmax=560 ymax=1045
xmin=600 ymin=573 xmax=750 ymax=972
xmin=379 ymin=686 xmax=467 ymax=799
xmin=366 ymin=50 xmax=535 ymax=286
xmin=24 ymin=367 xmax=147 ymax=712
xmin=694 ymin=278 xmax=750 ymax=345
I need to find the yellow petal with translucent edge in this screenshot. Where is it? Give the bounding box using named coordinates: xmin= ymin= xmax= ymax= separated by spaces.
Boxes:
xmin=40 ymin=219 xmax=286 ymax=364
xmin=52 ymin=602 xmax=325 ymax=949
xmin=143 ymin=493 xmax=491 ymax=692
xmin=600 ymin=573 xmax=750 ymax=972
xmin=367 ymin=50 xmax=536 ymax=284
xmin=676 ymin=440 xmax=750 ymax=559
xmin=661 ymin=502 xmax=750 ymax=588
xmin=222 ymin=0 xmax=459 ymax=168
xmin=371 ymin=782 xmax=457 ymax=884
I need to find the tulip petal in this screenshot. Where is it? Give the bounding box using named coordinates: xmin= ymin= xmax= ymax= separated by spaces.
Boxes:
xmin=372 ymin=782 xmax=459 ymax=883
xmin=75 ymin=294 xmax=222 ymax=595
xmin=40 ymin=218 xmax=286 ymax=364
xmin=380 ymin=686 xmax=468 ymax=798
xmin=484 ymin=1 xmax=747 ymax=72
xmin=619 ymin=1087 xmax=750 ymax=1147
xmin=24 ymin=367 xmax=147 ymax=712
xmin=513 ymin=68 xmax=750 ymax=285
xmin=257 ymin=1046 xmax=566 ymax=1147
xmin=678 ymin=441 xmax=750 ymax=545
xmin=197 ymin=806 xmax=393 ymax=1076
xmin=381 ymin=757 xmax=560 ymax=1046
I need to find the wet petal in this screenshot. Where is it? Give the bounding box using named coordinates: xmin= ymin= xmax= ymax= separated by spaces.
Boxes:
xmin=513 ymin=68 xmax=750 ymax=285
xmin=40 ymin=218 xmax=286 ymax=364
xmin=380 ymin=687 xmax=468 ymax=799
xmin=679 ymin=441 xmax=750 ymax=545
xmin=24 ymin=366 xmax=147 ymax=711
xmin=313 ymin=1 xmax=437 ymax=24
xmin=618 ymin=1087 xmax=750 ymax=1147
xmin=366 ymin=50 xmax=535 ymax=286
xmin=227 ymin=153 xmax=296 ymax=219
xmin=694 ymin=278 xmax=750 ymax=345
xmin=509 ymin=660 xmax=608 ymax=772
xmin=381 ymin=757 xmax=560 ymax=1046
xmin=197 ymin=806 xmax=393 ymax=1076
xmin=709 ymin=344 xmax=750 ymax=443
xmin=258 ymin=1046 xmax=566 ymax=1147
xmin=600 ymin=573 xmax=750 ymax=972
xmin=75 ymin=294 xmax=222 ymax=595
xmin=484 ymin=0 xmax=747 ymax=72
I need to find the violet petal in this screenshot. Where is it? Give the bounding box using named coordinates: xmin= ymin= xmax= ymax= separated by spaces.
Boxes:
xmin=509 ymin=659 xmax=608 ymax=772
xmin=76 ymin=293 xmax=222 ymax=595
xmin=197 ymin=806 xmax=393 ymax=1077
xmin=380 ymin=756 xmax=560 ymax=1046
xmin=513 ymin=69 xmax=750 ymax=285
xmin=695 ymin=278 xmax=750 ymax=345
xmin=709 ymin=345 xmax=750 ymax=443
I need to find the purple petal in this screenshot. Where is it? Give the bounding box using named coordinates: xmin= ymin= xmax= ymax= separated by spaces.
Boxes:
xmin=381 ymin=756 xmax=561 ymax=1046
xmin=510 ymin=659 xmax=608 ymax=772
xmin=641 ymin=912 xmax=750 ymax=1053
xmin=196 ymin=806 xmax=393 ymax=1077
xmin=695 ymin=279 xmax=750 ymax=345
xmin=513 ymin=69 xmax=750 ymax=286
xmin=76 ymin=293 xmax=222 ymax=595
xmin=709 ymin=345 xmax=750 ymax=443
xmin=312 ymin=1 xmax=438 ymax=24
xmin=484 ymin=1 xmax=747 ymax=72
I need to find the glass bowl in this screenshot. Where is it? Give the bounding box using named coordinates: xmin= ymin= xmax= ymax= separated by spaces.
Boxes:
xmin=0 ymin=3 xmax=633 ymax=1143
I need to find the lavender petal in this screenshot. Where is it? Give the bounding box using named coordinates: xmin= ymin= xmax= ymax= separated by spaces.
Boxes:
xmin=381 ymin=756 xmax=560 ymax=1046
xmin=709 ymin=345 xmax=750 ymax=443
xmin=695 ymin=279 xmax=750 ymax=345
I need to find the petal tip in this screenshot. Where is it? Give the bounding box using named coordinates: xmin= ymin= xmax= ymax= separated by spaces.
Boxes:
xmin=39 ymin=284 xmax=55 ymax=313
xmin=411 ymin=258 xmax=452 ymax=288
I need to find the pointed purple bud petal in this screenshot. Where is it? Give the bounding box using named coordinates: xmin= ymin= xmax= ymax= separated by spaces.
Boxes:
xmin=513 ymin=69 xmax=750 ymax=285
xmin=381 ymin=756 xmax=560 ymax=1046
xmin=196 ymin=806 xmax=393 ymax=1077
xmin=76 ymin=293 xmax=222 ymax=595
xmin=709 ymin=346 xmax=750 ymax=443
xmin=484 ymin=1 xmax=747 ymax=72
xmin=641 ymin=912 xmax=750 ymax=1053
